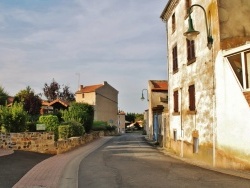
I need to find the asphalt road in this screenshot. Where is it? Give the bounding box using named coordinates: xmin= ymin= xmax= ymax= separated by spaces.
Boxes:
xmin=0 ymin=150 xmax=53 ymax=188
xmin=78 ymin=133 xmax=250 ymax=188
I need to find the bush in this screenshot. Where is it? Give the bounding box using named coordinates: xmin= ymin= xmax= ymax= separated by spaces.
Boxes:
xmin=92 ymin=121 xmax=108 ymax=131
xmin=58 ymin=121 xmax=85 ymax=140
xmin=39 ymin=115 xmax=59 ymax=140
xmin=26 ymin=122 xmax=37 ymax=132
xmin=106 ymin=125 xmax=117 ymax=132
xmin=0 ymin=103 xmax=28 ymax=132
xmin=70 ymin=121 xmax=85 ymax=137
xmin=58 ymin=125 xmax=70 ymax=140
xmin=61 ymin=102 xmax=94 ymax=133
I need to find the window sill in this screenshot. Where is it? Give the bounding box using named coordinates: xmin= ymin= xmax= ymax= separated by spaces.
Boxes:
xmin=187 ymin=110 xmax=197 ymax=115
xmin=173 ymin=69 xmax=179 ymax=74
xmin=187 ymin=57 xmax=196 ymax=65
xmin=172 ymin=112 xmax=180 ymax=116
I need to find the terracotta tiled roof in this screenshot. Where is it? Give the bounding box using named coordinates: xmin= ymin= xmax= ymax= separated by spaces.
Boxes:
xmin=42 ymin=100 xmax=50 ymax=106
xmin=151 ymin=80 xmax=168 ymax=91
xmin=76 ymin=84 xmax=103 ymax=94
xmin=49 ymin=99 xmax=69 ymax=107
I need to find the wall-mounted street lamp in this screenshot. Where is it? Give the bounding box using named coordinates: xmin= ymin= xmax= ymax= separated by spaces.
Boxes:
xmin=141 ymin=89 xmax=149 ymax=101
xmin=183 ymin=4 xmax=213 ymax=50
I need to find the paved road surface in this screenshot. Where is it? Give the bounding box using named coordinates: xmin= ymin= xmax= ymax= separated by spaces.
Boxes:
xmin=0 ymin=150 xmax=53 ymax=188
xmin=79 ymin=133 xmax=250 ymax=188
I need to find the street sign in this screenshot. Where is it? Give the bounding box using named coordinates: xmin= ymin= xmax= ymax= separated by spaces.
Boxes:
xmin=36 ymin=124 xmax=46 ymax=131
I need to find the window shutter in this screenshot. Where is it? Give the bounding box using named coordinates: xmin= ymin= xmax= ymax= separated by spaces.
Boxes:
xmin=189 ymin=85 xmax=195 ymax=111
xmin=174 ymin=90 xmax=179 ymax=112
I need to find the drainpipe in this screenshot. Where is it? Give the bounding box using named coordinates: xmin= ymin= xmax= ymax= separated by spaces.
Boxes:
xmin=212 ymin=45 xmax=216 ymax=167
xmin=180 ymin=87 xmax=183 ymax=158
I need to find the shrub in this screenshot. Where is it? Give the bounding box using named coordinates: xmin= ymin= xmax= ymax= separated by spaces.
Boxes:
xmin=58 ymin=121 xmax=85 ymax=140
xmin=0 ymin=103 xmax=28 ymax=132
xmin=69 ymin=121 xmax=85 ymax=137
xmin=92 ymin=121 xmax=108 ymax=131
xmin=39 ymin=115 xmax=59 ymax=140
xmin=61 ymin=102 xmax=94 ymax=133
xmin=58 ymin=125 xmax=70 ymax=140
xmin=26 ymin=122 xmax=37 ymax=132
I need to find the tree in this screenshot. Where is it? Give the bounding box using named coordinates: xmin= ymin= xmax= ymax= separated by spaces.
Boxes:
xmin=59 ymin=85 xmax=75 ymax=102
xmin=0 ymin=103 xmax=28 ymax=132
xmin=43 ymin=79 xmax=75 ymax=102
xmin=0 ymin=86 xmax=9 ymax=106
xmin=61 ymin=102 xmax=94 ymax=133
xmin=15 ymin=86 xmax=42 ymax=115
xmin=43 ymin=79 xmax=60 ymax=102
xmin=125 ymin=113 xmax=136 ymax=123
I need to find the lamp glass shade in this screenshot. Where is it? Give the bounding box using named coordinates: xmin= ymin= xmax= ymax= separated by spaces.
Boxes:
xmin=141 ymin=94 xmax=145 ymax=101
xmin=183 ymin=16 xmax=200 ymax=41
xmin=184 ymin=30 xmax=200 ymax=40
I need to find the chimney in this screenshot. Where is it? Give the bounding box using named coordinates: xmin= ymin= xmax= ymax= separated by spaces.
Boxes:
xmin=79 ymin=85 xmax=84 ymax=91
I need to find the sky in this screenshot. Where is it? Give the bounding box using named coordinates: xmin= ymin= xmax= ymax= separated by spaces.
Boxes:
xmin=0 ymin=0 xmax=168 ymax=113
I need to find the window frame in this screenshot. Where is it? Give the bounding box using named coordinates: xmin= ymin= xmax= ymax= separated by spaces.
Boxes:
xmin=172 ymin=13 xmax=176 ymax=33
xmin=173 ymin=90 xmax=179 ymax=113
xmin=188 ymin=84 xmax=196 ymax=111
xmin=187 ymin=39 xmax=196 ymax=65
xmin=172 ymin=45 xmax=178 ymax=73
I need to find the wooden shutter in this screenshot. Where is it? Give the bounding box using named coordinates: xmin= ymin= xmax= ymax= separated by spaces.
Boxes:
xmin=174 ymin=90 xmax=179 ymax=112
xmin=189 ymin=85 xmax=195 ymax=111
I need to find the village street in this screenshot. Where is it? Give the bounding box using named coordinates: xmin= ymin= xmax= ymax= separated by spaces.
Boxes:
xmin=78 ymin=133 xmax=250 ymax=188
xmin=2 ymin=133 xmax=250 ymax=188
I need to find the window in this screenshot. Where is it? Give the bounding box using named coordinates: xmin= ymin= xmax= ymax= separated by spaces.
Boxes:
xmin=173 ymin=90 xmax=179 ymax=112
xmin=187 ymin=39 xmax=196 ymax=64
xmin=82 ymin=93 xmax=85 ymax=98
xmin=172 ymin=45 xmax=178 ymax=72
xmin=189 ymin=84 xmax=195 ymax=111
xmin=227 ymin=51 xmax=250 ymax=89
xmin=172 ymin=13 xmax=176 ymax=33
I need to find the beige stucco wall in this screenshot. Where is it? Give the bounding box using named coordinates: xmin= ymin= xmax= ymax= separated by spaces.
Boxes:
xmin=75 ymin=92 xmax=95 ymax=105
xmin=75 ymin=82 xmax=118 ymax=125
xmin=95 ymin=82 xmax=118 ymax=125
xmin=218 ymin=0 xmax=250 ymax=49
xmin=147 ymin=81 xmax=168 ymax=140
xmin=162 ymin=0 xmax=250 ymax=169
xmin=166 ymin=0 xmax=216 ymax=145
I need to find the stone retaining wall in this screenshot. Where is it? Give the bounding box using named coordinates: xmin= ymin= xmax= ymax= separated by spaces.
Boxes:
xmin=0 ymin=131 xmax=108 ymax=154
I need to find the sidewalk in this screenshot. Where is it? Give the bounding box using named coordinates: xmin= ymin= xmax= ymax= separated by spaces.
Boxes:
xmin=0 ymin=149 xmax=13 ymax=157
xmin=13 ymin=137 xmax=112 ymax=188
xmin=145 ymin=137 xmax=250 ymax=181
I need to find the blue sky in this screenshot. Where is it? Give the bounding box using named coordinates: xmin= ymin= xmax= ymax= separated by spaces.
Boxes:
xmin=0 ymin=0 xmax=168 ymax=113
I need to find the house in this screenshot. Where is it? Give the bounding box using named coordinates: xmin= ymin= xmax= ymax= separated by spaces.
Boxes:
xmin=75 ymin=81 xmax=119 ymax=125
xmin=144 ymin=80 xmax=168 ymax=146
xmin=160 ymin=0 xmax=250 ymax=169
xmin=40 ymin=99 xmax=69 ymax=114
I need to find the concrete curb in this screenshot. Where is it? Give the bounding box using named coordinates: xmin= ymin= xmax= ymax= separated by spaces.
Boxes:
xmin=13 ymin=137 xmax=113 ymax=188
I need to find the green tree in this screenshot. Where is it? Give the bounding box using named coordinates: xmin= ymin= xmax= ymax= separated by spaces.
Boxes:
xmin=135 ymin=113 xmax=144 ymax=122
xmin=61 ymin=102 xmax=94 ymax=133
xmin=125 ymin=112 xmax=136 ymax=123
xmin=0 ymin=86 xmax=9 ymax=106
xmin=0 ymin=103 xmax=28 ymax=132
xmin=15 ymin=86 xmax=42 ymax=116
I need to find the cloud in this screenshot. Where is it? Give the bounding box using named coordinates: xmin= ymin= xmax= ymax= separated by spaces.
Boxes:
xmin=0 ymin=0 xmax=168 ymax=113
